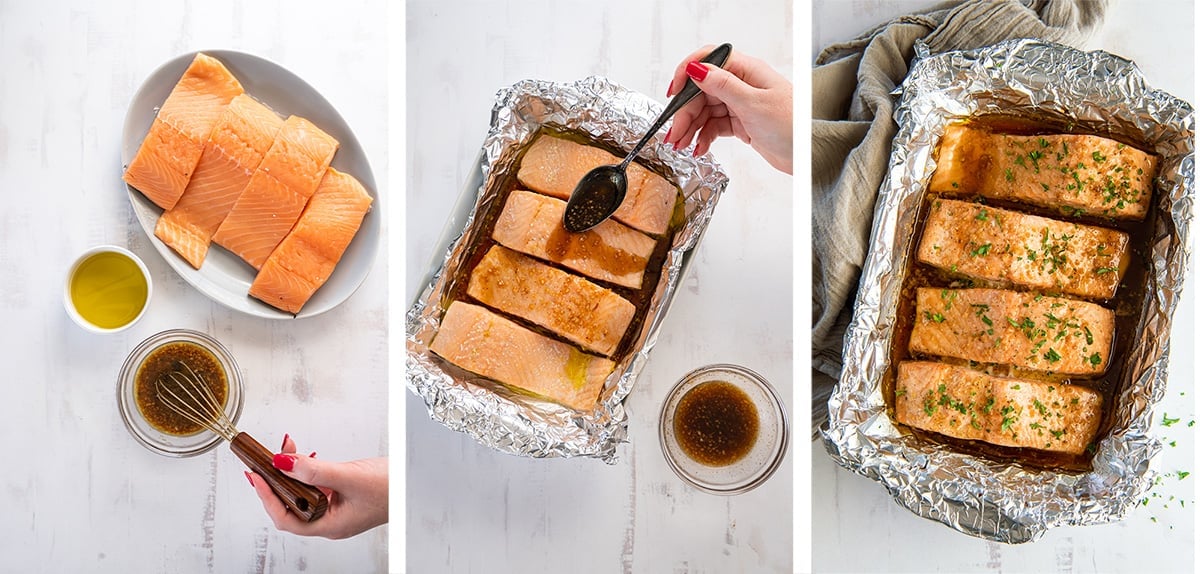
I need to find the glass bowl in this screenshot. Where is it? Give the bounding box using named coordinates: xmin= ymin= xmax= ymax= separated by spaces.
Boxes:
xmin=117 ymin=329 xmax=244 ymax=457
xmin=658 ymin=363 xmax=789 ymax=495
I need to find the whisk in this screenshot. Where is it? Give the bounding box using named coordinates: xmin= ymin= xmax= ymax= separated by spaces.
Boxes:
xmin=157 ymin=361 xmax=328 ymax=522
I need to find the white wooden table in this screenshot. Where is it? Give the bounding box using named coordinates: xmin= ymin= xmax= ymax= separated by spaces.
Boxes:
xmin=405 ymin=1 xmax=794 ymax=572
xmin=812 ymin=1 xmax=1196 ymax=572
xmin=0 ymin=2 xmax=389 ymax=571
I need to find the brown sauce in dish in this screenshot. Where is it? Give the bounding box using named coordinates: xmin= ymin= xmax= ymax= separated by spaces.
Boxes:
xmin=884 ymin=114 xmax=1157 ymax=472
xmin=674 ymin=381 xmax=759 ymax=466
xmin=134 ymin=342 xmax=227 ymax=436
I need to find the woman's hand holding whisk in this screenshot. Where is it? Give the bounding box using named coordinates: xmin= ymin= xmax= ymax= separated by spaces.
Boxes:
xmin=247 ymin=434 xmax=387 ymax=539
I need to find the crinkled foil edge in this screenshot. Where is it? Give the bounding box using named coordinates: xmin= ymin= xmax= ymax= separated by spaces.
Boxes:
xmin=822 ymin=39 xmax=1194 ymax=542
xmin=406 ymin=77 xmax=729 ymax=463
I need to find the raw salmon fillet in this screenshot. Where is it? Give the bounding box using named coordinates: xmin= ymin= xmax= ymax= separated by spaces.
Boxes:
xmin=918 ymin=199 xmax=1130 ymax=299
xmin=248 ymin=168 xmax=373 ymax=314
xmin=467 ymin=245 xmax=636 ymax=356
xmin=212 ymin=115 xmax=339 ymax=269
xmin=492 ymin=190 xmax=656 ymax=290
xmin=124 ymin=53 xmax=245 ymax=210
xmin=894 ymin=361 xmax=1102 ymax=454
xmin=430 ymin=301 xmax=614 ymax=411
xmin=909 ymin=288 xmax=1114 ymax=375
xmin=154 ymin=94 xmax=285 ymax=268
xmin=517 ymin=135 xmax=677 ymax=235
xmin=929 ymin=124 xmax=1157 ymax=220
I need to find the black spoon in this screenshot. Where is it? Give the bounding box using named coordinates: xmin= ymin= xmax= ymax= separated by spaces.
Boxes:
xmin=563 ymin=43 xmax=733 ymax=233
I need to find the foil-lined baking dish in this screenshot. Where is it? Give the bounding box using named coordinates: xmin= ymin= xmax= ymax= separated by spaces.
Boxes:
xmin=407 ymin=77 xmax=730 ymax=463
xmin=822 ymin=39 xmax=1194 ymax=542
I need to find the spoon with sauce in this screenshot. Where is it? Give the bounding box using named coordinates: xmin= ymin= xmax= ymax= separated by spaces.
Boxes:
xmin=563 ymin=43 xmax=733 ymax=233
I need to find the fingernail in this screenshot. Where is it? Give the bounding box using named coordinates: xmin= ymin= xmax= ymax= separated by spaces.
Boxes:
xmin=272 ymin=453 xmax=295 ymax=472
xmin=665 ymin=126 xmax=672 ymax=143
xmin=666 ymin=79 xmax=674 ymax=97
xmin=280 ymin=433 xmax=289 ymax=451
xmin=244 ymin=471 xmax=254 ymax=487
xmin=686 ymin=61 xmax=708 ymax=82
xmin=308 ymin=451 xmax=317 ymax=458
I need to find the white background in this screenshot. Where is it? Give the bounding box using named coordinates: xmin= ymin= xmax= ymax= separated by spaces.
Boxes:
xmin=405 ymin=0 xmax=795 ymax=572
xmin=811 ymin=1 xmax=1197 ymax=573
xmin=0 ymin=1 xmax=389 ymax=571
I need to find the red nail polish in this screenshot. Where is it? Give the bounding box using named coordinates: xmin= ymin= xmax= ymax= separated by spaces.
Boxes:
xmin=244 ymin=471 xmax=254 ymax=487
xmin=280 ymin=433 xmax=289 ymax=451
xmin=666 ymin=79 xmax=674 ymax=97
xmin=272 ymin=453 xmax=295 ymax=472
xmin=686 ymin=61 xmax=708 ymax=82
xmin=665 ymin=126 xmax=673 ymax=143
xmin=308 ymin=451 xmax=317 ymax=458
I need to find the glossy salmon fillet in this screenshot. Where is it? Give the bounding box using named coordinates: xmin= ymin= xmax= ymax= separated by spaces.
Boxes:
xmin=918 ymin=199 xmax=1130 ymax=299
xmin=929 ymin=124 xmax=1157 ymax=220
xmin=492 ymin=190 xmax=656 ymax=290
xmin=467 ymin=245 xmax=635 ymax=357
xmin=124 ymin=53 xmax=245 ymax=210
xmin=517 ymin=135 xmax=677 ymax=235
xmin=909 ymin=288 xmax=1114 ymax=376
xmin=212 ymin=116 xmax=339 ymax=269
xmin=894 ymin=361 xmax=1102 ymax=454
xmin=154 ymin=95 xmax=284 ymax=269
xmin=430 ymin=301 xmax=613 ymax=411
xmin=248 ymin=168 xmax=373 ymax=314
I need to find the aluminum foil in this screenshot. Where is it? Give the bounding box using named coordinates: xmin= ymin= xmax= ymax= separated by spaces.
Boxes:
xmin=822 ymin=39 xmax=1194 ymax=543
xmin=407 ymin=77 xmax=729 ymax=463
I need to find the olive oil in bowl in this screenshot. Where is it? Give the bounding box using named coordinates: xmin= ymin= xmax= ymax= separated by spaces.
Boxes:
xmin=65 ymin=246 xmax=152 ymax=332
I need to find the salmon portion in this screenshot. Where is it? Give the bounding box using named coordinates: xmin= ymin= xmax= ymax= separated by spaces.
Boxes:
xmin=212 ymin=116 xmax=339 ymax=269
xmin=929 ymin=124 xmax=1157 ymax=220
xmin=894 ymin=361 xmax=1102 ymax=454
xmin=248 ymin=169 xmax=373 ymax=314
xmin=492 ymin=190 xmax=656 ymax=290
xmin=155 ymin=95 xmax=284 ymax=268
xmin=517 ymin=135 xmax=677 ymax=236
xmin=918 ymin=199 xmax=1130 ymax=299
xmin=467 ymin=245 xmax=635 ymax=357
xmin=430 ymin=301 xmax=613 ymax=411
xmin=910 ymin=288 xmax=1114 ymax=375
xmin=124 ymin=53 xmax=245 ymax=210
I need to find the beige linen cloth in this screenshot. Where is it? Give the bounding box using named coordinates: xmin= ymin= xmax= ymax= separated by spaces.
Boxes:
xmin=812 ymin=0 xmax=1108 ymax=435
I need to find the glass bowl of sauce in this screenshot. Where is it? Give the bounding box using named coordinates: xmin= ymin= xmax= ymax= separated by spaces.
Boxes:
xmin=658 ymin=364 xmax=789 ymax=495
xmin=118 ymin=329 xmax=244 ymax=457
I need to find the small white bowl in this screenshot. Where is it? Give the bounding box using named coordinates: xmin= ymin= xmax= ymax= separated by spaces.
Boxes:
xmin=64 ymin=245 xmax=153 ymax=333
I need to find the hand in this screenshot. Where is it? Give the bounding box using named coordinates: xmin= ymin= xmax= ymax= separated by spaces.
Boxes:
xmin=247 ymin=435 xmax=388 ymax=539
xmin=663 ymin=46 xmax=793 ymax=174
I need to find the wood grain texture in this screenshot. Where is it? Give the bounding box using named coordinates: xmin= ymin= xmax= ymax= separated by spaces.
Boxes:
xmin=811 ymin=1 xmax=1195 ymax=572
xmin=405 ymin=0 xmax=793 ymax=572
xmin=0 ymin=0 xmax=388 ymax=571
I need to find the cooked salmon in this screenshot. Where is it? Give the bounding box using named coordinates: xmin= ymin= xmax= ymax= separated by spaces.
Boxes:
xmin=430 ymin=301 xmax=613 ymax=411
xmin=517 ymin=135 xmax=677 ymax=236
xmin=248 ymin=168 xmax=373 ymax=314
xmin=124 ymin=53 xmax=245 ymax=210
xmin=894 ymin=361 xmax=1102 ymax=454
xmin=467 ymin=245 xmax=635 ymax=357
xmin=929 ymin=124 xmax=1157 ymax=220
xmin=909 ymin=288 xmax=1114 ymax=375
xmin=492 ymin=190 xmax=656 ymax=290
xmin=154 ymin=94 xmax=284 ymax=268
xmin=918 ymin=199 xmax=1130 ymax=299
xmin=212 ymin=116 xmax=339 ymax=269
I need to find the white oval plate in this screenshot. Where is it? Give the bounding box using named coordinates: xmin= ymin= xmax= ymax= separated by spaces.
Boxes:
xmin=121 ymin=50 xmax=381 ymax=319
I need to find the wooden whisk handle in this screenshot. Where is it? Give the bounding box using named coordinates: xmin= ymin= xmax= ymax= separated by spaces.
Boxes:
xmin=231 ymin=432 xmax=328 ymax=523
